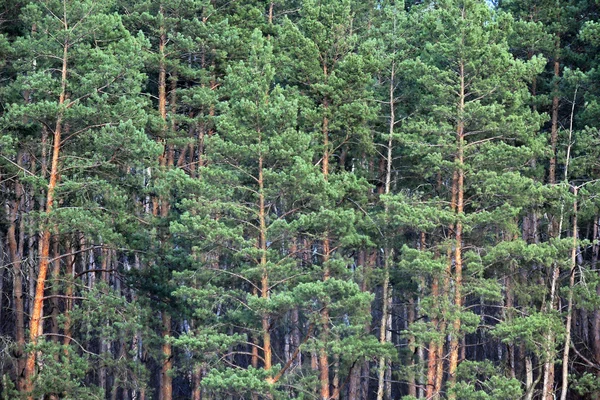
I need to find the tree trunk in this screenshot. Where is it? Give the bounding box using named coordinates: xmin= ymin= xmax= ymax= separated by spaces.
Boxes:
xmin=425 ymin=277 xmax=439 ymax=400
xmin=407 ymin=297 xmax=417 ymax=398
xmin=544 ymin=52 xmax=565 ymax=400
xmin=319 ymin=236 xmax=331 ymax=400
xmin=161 ymin=312 xmax=173 ymax=400
xmin=319 ymin=59 xmax=331 ymax=397
xmin=156 ymin=15 xmax=174 ymax=399
xmin=7 ymin=152 xmax=26 ymax=391
xmin=524 ymin=356 xmax=534 ymax=400
xmin=192 ymin=363 xmax=203 ymax=400
xmin=360 ymin=361 xmax=370 ymax=399
xmin=505 ymin=272 xmax=516 ymax=379
xmin=23 ymin=32 xmax=69 ymax=397
xmin=331 ymin=354 xmax=340 ymax=400
xmin=258 ymin=150 xmax=273 ymax=386
xmin=560 ymin=188 xmax=577 ymax=400
xmin=548 ymin=56 xmax=560 ymax=186
xmin=447 ymin=60 xmax=465 ymax=400
xmin=291 ymin=307 xmax=301 ymax=369
xmin=377 ymin=59 xmax=395 ymax=400
xmin=50 ymin=235 xmax=60 ymax=342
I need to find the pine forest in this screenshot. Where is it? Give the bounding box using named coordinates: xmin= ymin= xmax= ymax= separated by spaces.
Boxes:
xmin=4 ymin=0 xmax=600 ymax=399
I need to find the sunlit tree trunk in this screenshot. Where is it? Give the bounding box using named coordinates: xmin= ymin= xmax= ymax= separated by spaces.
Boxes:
xmin=447 ymin=60 xmax=465 ymax=400
xmin=24 ymin=28 xmax=69 ymax=397
xmin=377 ymin=61 xmax=396 ymax=400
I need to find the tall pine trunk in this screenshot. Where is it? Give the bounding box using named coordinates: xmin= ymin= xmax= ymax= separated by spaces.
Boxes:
xmin=447 ymin=60 xmax=465 ymax=400
xmin=319 ymin=62 xmax=331 ymax=397
xmin=156 ymin=13 xmax=173 ymax=399
xmin=23 ymin=30 xmax=69 ymax=397
xmin=559 ymin=188 xmax=577 ymax=400
xmin=377 ymin=61 xmax=395 ymax=400
xmin=258 ymin=148 xmax=273 ymax=385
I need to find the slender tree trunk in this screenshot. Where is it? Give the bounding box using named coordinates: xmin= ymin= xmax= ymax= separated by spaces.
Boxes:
xmin=7 ymin=153 xmax=26 ymax=390
xmin=348 ymin=249 xmax=371 ymax=399
xmin=543 ymin=56 xmax=561 ymax=400
xmin=50 ymin=236 xmax=60 ymax=342
xmin=426 ymin=277 xmax=439 ymax=400
xmin=161 ymin=312 xmax=172 ymax=400
xmin=560 ymin=188 xmax=577 ymax=400
xmin=291 ymin=306 xmax=301 ymax=369
xmin=407 ymin=297 xmax=417 ymax=397
xmin=417 ymin=269 xmax=426 ymax=399
xmin=319 ymin=234 xmax=331 ymax=400
xmin=548 ymin=56 xmax=560 ymax=186
xmin=524 ymin=356 xmax=534 ymax=400
xmin=192 ymin=363 xmax=203 ymax=400
xmin=545 ymin=69 xmax=571 ymax=400
xmin=62 ymin=243 xmax=74 ymax=349
xmin=23 ymin=31 xmax=69 ymax=396
xmin=505 ymin=272 xmax=516 ymax=379
xmin=331 ymin=355 xmax=340 ymax=400
xmin=319 ymin=59 xmax=331 ymax=397
xmin=377 ymin=62 xmax=395 ymax=400
xmin=433 ymin=170 xmax=459 ymax=398
xmin=447 ymin=60 xmax=465 ymax=400
xmin=545 ymin=68 xmax=560 ymax=395
xmin=543 ymin=272 xmax=558 ymax=400
xmin=258 ymin=150 xmax=273 ymax=385
xmin=156 ymin=16 xmax=174 ymax=399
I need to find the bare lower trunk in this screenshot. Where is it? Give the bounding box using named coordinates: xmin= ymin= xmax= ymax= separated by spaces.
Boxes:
xmin=7 ymin=158 xmax=26 ymax=390
xmin=50 ymin=236 xmax=60 ymax=342
xmin=319 ymin=271 xmax=330 ymax=399
xmin=192 ymin=364 xmax=203 ymax=400
xmin=320 ymin=88 xmax=331 ymax=399
xmin=543 ymin=268 xmax=558 ymax=400
xmin=560 ymin=191 xmax=577 ymax=400
xmin=505 ymin=273 xmax=516 ymax=379
xmin=348 ymin=361 xmax=361 ymax=400
xmin=407 ymin=298 xmax=417 ymax=397
xmin=360 ymin=361 xmax=370 ymax=399
xmin=447 ymin=61 xmax=465 ymax=400
xmin=524 ymin=356 xmax=534 ymax=400
xmin=426 ymin=276 xmax=439 ymax=400
xmin=291 ymin=307 xmax=301 ymax=368
xmin=434 ymin=331 xmax=445 ymax=395
xmin=376 ymin=250 xmax=392 ymax=400
xmin=331 ymin=355 xmax=340 ymax=400
xmin=548 ymin=58 xmax=560 ymax=186
xmin=377 ymin=60 xmax=396 ymax=400
xmin=258 ymin=151 xmax=273 ymax=388
xmin=161 ymin=312 xmax=173 ymax=400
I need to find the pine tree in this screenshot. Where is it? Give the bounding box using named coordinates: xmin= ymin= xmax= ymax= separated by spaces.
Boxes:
xmin=390 ymin=1 xmax=545 ymax=398
xmin=170 ymin=29 xmax=326 ymax=399
xmin=278 ymin=1 xmax=383 ymax=397
xmin=0 ymin=0 xmax=158 ymax=396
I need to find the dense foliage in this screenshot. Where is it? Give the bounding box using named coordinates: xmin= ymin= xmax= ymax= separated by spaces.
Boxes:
xmin=2 ymin=0 xmax=600 ymax=399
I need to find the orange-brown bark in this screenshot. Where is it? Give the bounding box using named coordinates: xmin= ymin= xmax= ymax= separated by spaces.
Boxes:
xmin=24 ymin=35 xmax=69 ymax=397
xmin=447 ymin=60 xmax=466 ymax=399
